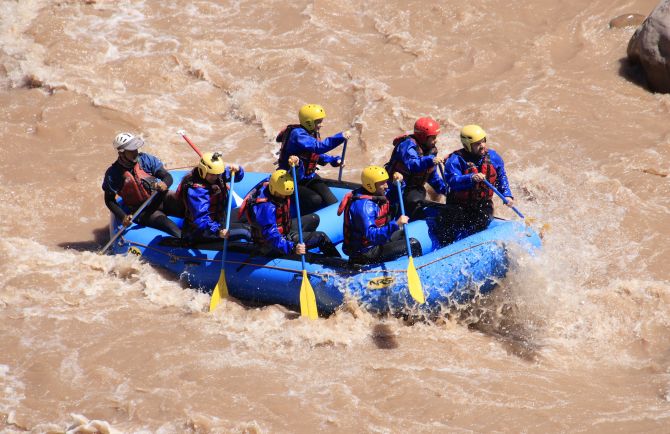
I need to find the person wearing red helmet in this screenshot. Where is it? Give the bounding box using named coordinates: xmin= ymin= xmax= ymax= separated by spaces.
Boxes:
xmin=384 ymin=117 xmax=447 ymax=219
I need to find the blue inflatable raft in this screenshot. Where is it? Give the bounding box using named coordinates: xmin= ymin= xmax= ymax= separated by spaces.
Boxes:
xmin=108 ymin=170 xmax=541 ymax=315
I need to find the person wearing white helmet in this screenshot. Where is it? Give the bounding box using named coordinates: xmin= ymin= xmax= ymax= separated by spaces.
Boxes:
xmin=102 ymin=132 xmax=181 ymax=237
xmin=175 ymin=151 xmax=248 ymax=244
xmin=238 ymin=156 xmax=340 ymax=258
xmin=439 ymin=124 xmax=515 ymax=244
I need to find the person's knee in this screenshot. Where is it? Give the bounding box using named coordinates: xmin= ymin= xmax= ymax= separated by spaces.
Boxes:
xmin=162 ymin=192 xmax=185 ymax=217
xmin=323 ymin=192 xmax=337 ymax=205
xmin=153 ymin=214 xmax=181 ymax=238
xmin=299 ymin=186 xmax=321 ymax=203
xmin=299 ymin=195 xmax=323 ymax=214
xmin=319 ymin=232 xmax=334 ymax=245
xmin=229 ymin=223 xmax=252 ymax=242
xmin=409 ymin=238 xmax=422 ymax=257
xmin=308 ymin=194 xmax=325 ymax=208
xmin=303 ymin=213 xmax=320 ymax=231
xmin=316 ymin=232 xmax=340 ymax=257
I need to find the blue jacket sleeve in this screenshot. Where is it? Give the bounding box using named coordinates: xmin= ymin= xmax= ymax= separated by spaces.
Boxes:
xmin=352 ymin=200 xmax=399 ymax=247
xmin=386 ymin=183 xmax=403 ymax=217
xmin=399 ymin=140 xmax=436 ymax=173
xmin=427 ymin=168 xmax=447 ymax=195
xmin=288 ymin=129 xmax=346 ymax=179
xmin=224 ymin=166 xmax=245 ymax=183
xmin=101 ymin=166 xmax=122 ymax=194
xmin=254 ymin=202 xmax=294 ymax=255
xmin=289 ymin=129 xmax=346 ymax=156
xmin=318 ymin=153 xmax=340 ymax=166
xmin=139 ymin=153 xmax=164 ymax=175
xmin=444 ymin=153 xmax=475 ymax=192
xmin=489 ymin=150 xmax=513 ymax=198
xmin=186 ymin=188 xmax=221 ymax=235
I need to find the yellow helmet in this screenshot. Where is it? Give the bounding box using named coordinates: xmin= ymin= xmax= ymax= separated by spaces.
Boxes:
xmin=361 ymin=166 xmax=389 ymax=193
xmin=268 ymin=169 xmax=294 ymax=197
xmin=197 ymin=152 xmax=226 ymax=178
xmin=460 ymin=125 xmax=487 ymax=152
xmin=298 ymin=104 xmax=326 ymax=131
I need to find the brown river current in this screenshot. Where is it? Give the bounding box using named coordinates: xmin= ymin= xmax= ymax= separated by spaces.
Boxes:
xmin=1 ymin=0 xmax=669 ymax=432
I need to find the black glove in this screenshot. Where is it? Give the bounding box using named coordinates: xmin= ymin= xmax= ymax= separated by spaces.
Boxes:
xmin=141 ymin=177 xmax=160 ymax=191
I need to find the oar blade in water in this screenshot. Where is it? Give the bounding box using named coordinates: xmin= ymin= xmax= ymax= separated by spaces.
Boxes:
xmin=299 ymin=269 xmax=318 ymax=320
xmin=407 ymin=256 xmax=425 ymax=304
xmin=209 ymin=271 xmax=229 ymax=311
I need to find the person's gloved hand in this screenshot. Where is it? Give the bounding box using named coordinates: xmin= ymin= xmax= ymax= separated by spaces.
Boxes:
xmin=342 ymin=130 xmax=352 ymax=140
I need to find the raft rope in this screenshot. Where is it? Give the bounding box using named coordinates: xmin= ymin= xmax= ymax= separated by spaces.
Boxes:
xmin=140 ymin=170 xmax=506 ymax=277
xmin=123 ymin=238 xmax=499 ymax=280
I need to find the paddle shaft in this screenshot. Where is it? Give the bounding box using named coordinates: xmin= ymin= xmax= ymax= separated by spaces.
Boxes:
xmin=290 ymin=165 xmax=320 ymax=318
xmin=437 ymin=162 xmax=447 ymax=186
xmin=178 ymin=131 xmax=203 ymax=157
xmin=99 ymin=191 xmax=159 ymax=255
xmin=337 ymin=139 xmax=348 ymax=182
xmin=482 ymin=179 xmax=524 ymax=219
xmin=395 ymin=181 xmax=413 ymax=256
xmin=290 ymin=165 xmax=307 ymax=270
xmin=220 ymin=174 xmax=236 ymax=268
xmin=208 ymin=170 xmax=237 ymax=310
xmin=395 ymin=180 xmax=426 ymax=304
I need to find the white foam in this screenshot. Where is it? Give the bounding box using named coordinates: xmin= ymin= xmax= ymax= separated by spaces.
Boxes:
xmin=0 ymin=364 xmax=26 ymax=418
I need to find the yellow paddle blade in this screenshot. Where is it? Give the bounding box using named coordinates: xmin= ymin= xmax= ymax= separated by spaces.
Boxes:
xmin=539 ymin=223 xmax=551 ymax=239
xmin=407 ymin=256 xmax=425 ymax=304
xmin=299 ymin=269 xmax=319 ymax=320
xmin=524 ymin=217 xmax=551 ymax=239
xmin=209 ymin=270 xmax=229 ymax=312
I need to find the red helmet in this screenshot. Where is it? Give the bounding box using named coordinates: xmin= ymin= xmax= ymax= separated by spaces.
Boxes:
xmin=413 ymin=117 xmax=440 ymax=144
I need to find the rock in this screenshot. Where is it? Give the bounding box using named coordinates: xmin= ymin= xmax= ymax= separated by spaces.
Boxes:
xmin=627 ymin=0 xmax=670 ymax=93
xmin=609 ymin=13 xmax=646 ymax=28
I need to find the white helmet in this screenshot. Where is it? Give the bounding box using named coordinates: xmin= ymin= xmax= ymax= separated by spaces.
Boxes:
xmin=113 ymin=132 xmax=144 ymax=151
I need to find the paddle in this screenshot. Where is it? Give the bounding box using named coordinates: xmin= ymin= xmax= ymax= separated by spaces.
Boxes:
xmin=337 ymin=139 xmax=348 ymax=181
xmin=178 ymin=129 xmax=244 ymax=207
xmin=290 ymin=163 xmax=319 ymax=319
xmin=437 ymin=162 xmax=448 ymax=189
xmin=395 ymin=180 xmax=426 ymax=304
xmin=481 ymin=178 xmax=550 ymax=237
xmin=209 ymin=170 xmax=237 ymax=311
xmin=481 ymin=179 xmax=525 ymax=219
xmin=98 ymin=191 xmax=159 ymax=255
xmin=177 ymin=129 xmax=203 ymax=157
